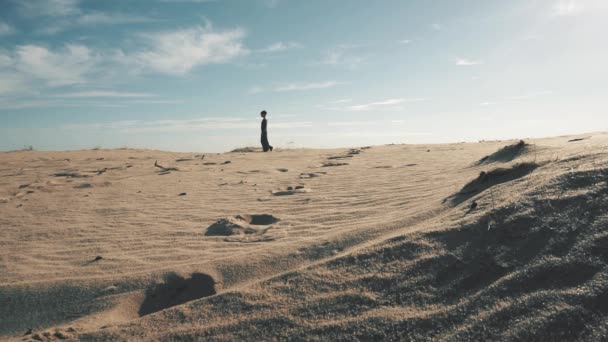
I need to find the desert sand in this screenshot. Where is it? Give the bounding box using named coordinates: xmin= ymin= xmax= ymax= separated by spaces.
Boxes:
xmin=1 ymin=133 xmax=608 ymax=341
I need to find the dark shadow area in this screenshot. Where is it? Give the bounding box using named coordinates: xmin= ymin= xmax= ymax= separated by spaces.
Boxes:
xmin=139 ymin=273 xmax=216 ymax=317
xmin=237 ymin=214 xmax=279 ymax=225
xmin=0 ymin=285 xmax=110 ymax=336
xmin=450 ymin=162 xmax=539 ymax=205
xmin=477 ymin=140 xmax=529 ymax=165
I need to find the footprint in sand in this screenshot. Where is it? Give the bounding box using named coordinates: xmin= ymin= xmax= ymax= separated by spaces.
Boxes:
xmin=322 ymin=162 xmax=349 ymax=167
xmin=205 ymin=214 xmax=280 ymax=243
xmin=327 ymin=155 xmax=353 ymax=160
xmin=52 ymin=172 xmax=90 ymax=178
xmin=299 ymin=172 xmax=326 ymax=179
xmin=276 ymin=168 xmax=289 ymax=172
xmin=271 ymin=185 xmax=311 ymax=196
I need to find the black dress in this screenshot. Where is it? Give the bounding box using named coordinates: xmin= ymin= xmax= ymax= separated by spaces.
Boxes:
xmin=261 ymin=118 xmax=272 ymax=152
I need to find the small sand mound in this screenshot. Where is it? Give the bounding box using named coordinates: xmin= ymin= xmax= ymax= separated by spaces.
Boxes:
xmin=477 ymin=140 xmax=529 ymax=165
xmin=205 ymin=214 xmax=280 ymax=236
xmin=138 ymin=273 xmax=216 ymax=316
xmin=230 ymin=147 xmax=262 ymax=153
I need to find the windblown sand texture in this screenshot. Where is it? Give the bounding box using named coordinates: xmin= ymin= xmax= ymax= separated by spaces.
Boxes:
xmin=1 ymin=133 xmax=608 ymax=341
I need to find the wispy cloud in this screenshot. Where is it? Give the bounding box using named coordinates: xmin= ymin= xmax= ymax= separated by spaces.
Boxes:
xmin=0 ymin=73 xmax=29 ymax=95
xmin=343 ymin=98 xmax=424 ymax=111
xmin=332 ymin=99 xmax=352 ymax=104
xmin=320 ymin=98 xmax=425 ymax=112
xmin=76 ymin=13 xmax=157 ymax=25
xmin=247 ymin=86 xmax=264 ymax=94
xmin=431 ymin=23 xmax=443 ymax=31
xmin=455 ymin=58 xmax=482 ymax=66
xmin=14 ymin=44 xmax=96 ymax=86
xmin=117 ymin=22 xmax=248 ymax=75
xmin=257 ymin=41 xmax=302 ymax=53
xmin=553 ymin=0 xmax=584 ymax=15
xmin=0 ymin=22 xmax=16 ymax=36
xmin=15 ymin=0 xmax=81 ymax=17
xmin=479 ymin=101 xmax=500 ymax=106
xmin=317 ymin=44 xmax=368 ymax=70
xmin=274 ymin=81 xmax=341 ymax=92
xmin=0 ymin=97 xmax=180 ymax=109
xmin=51 ymin=91 xmax=156 ymax=98
xmin=0 ymin=54 xmax=12 ymax=68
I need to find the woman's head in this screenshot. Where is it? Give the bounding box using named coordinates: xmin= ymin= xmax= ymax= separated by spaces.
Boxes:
xmin=260 ymin=110 xmax=267 ymax=118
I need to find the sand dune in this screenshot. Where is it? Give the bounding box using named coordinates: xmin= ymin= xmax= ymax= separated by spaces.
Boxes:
xmin=1 ymin=133 xmax=607 ymax=340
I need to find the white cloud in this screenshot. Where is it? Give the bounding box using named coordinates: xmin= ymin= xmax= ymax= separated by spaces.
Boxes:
xmin=274 ymin=81 xmax=341 ymax=92
xmin=248 ymin=86 xmax=265 ymax=94
xmin=316 ymin=44 xmax=368 ymax=70
xmin=52 ymin=91 xmax=156 ymax=98
xmin=258 ymin=41 xmax=302 ymax=53
xmin=431 ymin=23 xmax=443 ymax=31
xmin=15 ymin=44 xmax=96 ymax=86
xmin=119 ymin=23 xmax=248 ymax=75
xmin=332 ymin=99 xmax=352 ymax=104
xmin=400 ymin=39 xmax=412 ymax=44
xmin=76 ymin=13 xmax=157 ymax=25
xmin=324 ymin=98 xmax=425 ymax=112
xmin=455 ymin=58 xmax=482 ymax=66
xmin=0 ymin=74 xmax=28 ymax=95
xmin=0 ymin=54 xmax=13 ymax=67
xmin=15 ymin=0 xmax=80 ymax=17
xmin=0 ymin=22 xmax=16 ymax=36
xmin=553 ymin=0 xmax=584 ymax=15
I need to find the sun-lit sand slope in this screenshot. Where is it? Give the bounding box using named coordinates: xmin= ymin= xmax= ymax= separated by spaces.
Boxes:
xmin=1 ymin=133 xmax=608 ymax=341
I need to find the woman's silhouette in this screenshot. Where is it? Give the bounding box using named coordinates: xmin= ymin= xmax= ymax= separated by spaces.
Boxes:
xmin=260 ymin=110 xmax=273 ymax=152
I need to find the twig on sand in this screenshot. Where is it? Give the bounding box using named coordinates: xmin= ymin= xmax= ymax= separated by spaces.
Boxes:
xmin=154 ymin=160 xmax=179 ymax=173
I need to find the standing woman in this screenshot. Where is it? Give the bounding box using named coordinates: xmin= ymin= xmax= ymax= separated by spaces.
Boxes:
xmin=260 ymin=110 xmax=273 ymax=152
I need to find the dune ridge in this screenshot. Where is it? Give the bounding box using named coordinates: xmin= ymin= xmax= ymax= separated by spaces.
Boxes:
xmin=1 ymin=133 xmax=607 ymax=340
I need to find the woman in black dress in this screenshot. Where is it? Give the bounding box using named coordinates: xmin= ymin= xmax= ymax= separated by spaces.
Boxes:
xmin=260 ymin=110 xmax=273 ymax=152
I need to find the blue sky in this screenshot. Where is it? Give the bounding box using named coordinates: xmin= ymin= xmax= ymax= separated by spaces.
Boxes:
xmin=0 ymin=0 xmax=607 ymax=152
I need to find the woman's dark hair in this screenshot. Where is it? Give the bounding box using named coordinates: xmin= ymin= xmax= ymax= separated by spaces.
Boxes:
xmin=261 ymin=110 xmax=267 ymax=115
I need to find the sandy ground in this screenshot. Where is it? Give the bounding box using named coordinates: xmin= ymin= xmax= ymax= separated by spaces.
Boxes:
xmin=1 ymin=132 xmax=607 ymax=341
